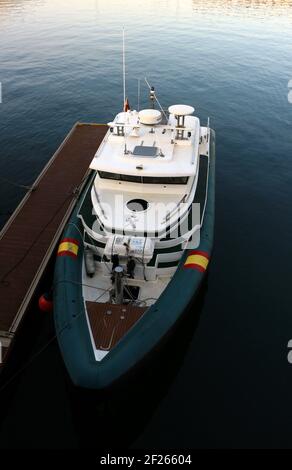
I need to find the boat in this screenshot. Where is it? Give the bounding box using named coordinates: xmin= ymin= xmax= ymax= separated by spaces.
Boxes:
xmin=53 ymin=84 xmax=215 ymax=389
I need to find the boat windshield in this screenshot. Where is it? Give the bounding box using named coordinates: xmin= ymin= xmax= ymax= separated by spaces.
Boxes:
xmin=98 ymin=171 xmax=188 ymax=185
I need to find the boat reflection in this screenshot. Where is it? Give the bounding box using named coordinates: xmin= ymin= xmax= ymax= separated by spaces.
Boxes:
xmin=68 ymin=274 xmax=210 ymax=449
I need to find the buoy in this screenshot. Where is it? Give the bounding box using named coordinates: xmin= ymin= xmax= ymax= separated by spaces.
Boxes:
xmin=38 ymin=292 xmax=53 ymax=313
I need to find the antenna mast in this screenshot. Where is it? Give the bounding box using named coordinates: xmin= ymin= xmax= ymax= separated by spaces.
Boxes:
xmin=122 ymin=28 xmax=126 ymax=107
xmin=144 ymin=77 xmax=168 ymax=122
xmin=137 ymin=78 xmax=140 ymax=112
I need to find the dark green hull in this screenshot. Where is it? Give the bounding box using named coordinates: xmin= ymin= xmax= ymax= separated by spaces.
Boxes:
xmin=53 ymin=130 xmax=215 ymax=390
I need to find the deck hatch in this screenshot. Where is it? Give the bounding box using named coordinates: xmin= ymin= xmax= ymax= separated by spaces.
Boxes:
xmin=132 ymin=145 xmax=158 ymax=157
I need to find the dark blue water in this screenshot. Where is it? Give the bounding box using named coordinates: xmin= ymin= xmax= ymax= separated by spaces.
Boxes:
xmin=1 ymin=0 xmax=292 ymax=449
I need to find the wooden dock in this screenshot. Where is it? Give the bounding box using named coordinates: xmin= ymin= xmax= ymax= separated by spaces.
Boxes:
xmin=0 ymin=123 xmax=108 ymax=366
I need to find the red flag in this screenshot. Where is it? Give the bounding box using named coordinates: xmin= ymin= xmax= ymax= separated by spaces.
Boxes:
xmin=124 ymin=97 xmax=130 ymax=112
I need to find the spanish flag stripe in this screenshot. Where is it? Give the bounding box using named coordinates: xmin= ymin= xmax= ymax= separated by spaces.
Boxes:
xmin=58 ymin=238 xmax=79 ymax=258
xmin=61 ymin=238 xmax=79 ymax=245
xmin=58 ymin=242 xmax=78 ymax=255
xmin=185 ymin=254 xmax=209 ymax=269
xmin=184 ymin=263 xmax=206 ymax=272
xmin=184 ymin=250 xmax=210 ymax=271
xmin=58 ymin=250 xmax=79 ymax=259
xmin=188 ymin=250 xmax=210 ymax=259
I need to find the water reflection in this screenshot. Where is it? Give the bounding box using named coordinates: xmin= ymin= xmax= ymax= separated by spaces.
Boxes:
xmin=191 ymin=0 xmax=292 ymax=16
xmin=1 ymin=0 xmax=292 ymax=17
xmin=0 ymin=0 xmax=42 ymax=12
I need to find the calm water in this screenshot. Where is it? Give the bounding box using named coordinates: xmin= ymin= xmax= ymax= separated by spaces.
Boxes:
xmin=1 ymin=0 xmax=292 ymax=449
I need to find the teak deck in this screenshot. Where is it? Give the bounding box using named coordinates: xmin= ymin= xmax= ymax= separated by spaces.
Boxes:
xmin=0 ymin=123 xmax=108 ymax=365
xmin=86 ymin=301 xmax=147 ymax=351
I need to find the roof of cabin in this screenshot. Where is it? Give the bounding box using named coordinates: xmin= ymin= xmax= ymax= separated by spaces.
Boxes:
xmin=89 ymin=110 xmax=200 ymax=177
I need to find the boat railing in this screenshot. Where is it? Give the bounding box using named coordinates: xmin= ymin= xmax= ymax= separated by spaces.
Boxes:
xmin=161 ymin=194 xmax=188 ymax=224
xmin=108 ymin=122 xmax=195 ymax=133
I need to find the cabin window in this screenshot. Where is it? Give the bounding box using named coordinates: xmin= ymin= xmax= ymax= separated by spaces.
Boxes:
xmin=98 ymin=171 xmax=188 ymax=185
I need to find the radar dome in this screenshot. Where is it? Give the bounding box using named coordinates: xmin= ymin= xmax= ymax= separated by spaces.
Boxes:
xmin=168 ymin=104 xmax=195 ymax=116
xmin=138 ymin=109 xmax=162 ymax=126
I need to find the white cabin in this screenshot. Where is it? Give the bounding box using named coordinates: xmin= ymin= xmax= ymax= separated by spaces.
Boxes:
xmin=89 ymin=105 xmax=201 ymax=237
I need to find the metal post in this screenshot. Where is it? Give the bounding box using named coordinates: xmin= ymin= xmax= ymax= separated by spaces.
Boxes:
xmin=114 ymin=266 xmax=124 ymax=304
xmin=150 ymin=86 xmax=155 ymax=109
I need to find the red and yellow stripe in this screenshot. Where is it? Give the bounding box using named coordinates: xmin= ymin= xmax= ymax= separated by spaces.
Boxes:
xmin=57 ymin=238 xmax=79 ymax=259
xmin=184 ymin=250 xmax=209 ymax=272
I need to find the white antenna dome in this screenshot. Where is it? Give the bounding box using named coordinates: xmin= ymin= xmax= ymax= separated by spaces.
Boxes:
xmin=168 ymin=104 xmax=195 ymax=116
xmin=138 ymin=109 xmax=162 ymax=126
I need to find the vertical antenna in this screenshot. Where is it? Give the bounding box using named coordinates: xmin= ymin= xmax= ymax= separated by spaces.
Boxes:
xmin=137 ymin=78 xmax=140 ymax=112
xmin=122 ymin=28 xmax=126 ymax=107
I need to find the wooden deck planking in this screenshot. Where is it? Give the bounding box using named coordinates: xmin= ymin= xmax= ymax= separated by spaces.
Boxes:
xmin=0 ymin=123 xmax=108 ymax=356
xmin=86 ymin=301 xmax=147 ymax=351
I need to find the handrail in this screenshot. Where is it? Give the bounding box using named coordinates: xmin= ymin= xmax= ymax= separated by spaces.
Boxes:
xmin=108 ymin=122 xmax=195 ymax=133
xmin=161 ymin=194 xmax=188 ymax=224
